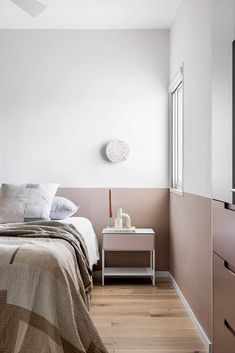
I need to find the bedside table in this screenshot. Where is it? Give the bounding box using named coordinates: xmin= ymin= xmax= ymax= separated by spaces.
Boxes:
xmin=102 ymin=228 xmax=156 ymax=286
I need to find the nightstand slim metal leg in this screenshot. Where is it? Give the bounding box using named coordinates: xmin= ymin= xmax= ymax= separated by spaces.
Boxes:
xmin=152 ymin=249 xmax=155 ymax=286
xmin=102 ymin=249 xmax=105 ymax=286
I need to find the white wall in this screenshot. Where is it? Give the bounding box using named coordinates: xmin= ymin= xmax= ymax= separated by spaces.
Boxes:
xmin=212 ymin=0 xmax=235 ymax=203
xmin=170 ymin=0 xmax=212 ymax=198
xmin=0 ymin=30 xmax=169 ymax=188
xmin=0 ymin=117 xmax=2 ymax=178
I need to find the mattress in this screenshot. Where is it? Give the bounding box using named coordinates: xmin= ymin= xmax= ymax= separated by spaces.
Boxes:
xmin=59 ymin=217 xmax=100 ymax=267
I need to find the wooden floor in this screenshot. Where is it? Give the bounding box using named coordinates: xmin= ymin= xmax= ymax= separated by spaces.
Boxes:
xmin=90 ymin=278 xmax=206 ymax=353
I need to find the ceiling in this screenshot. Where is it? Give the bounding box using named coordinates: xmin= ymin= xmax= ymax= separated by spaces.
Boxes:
xmin=0 ymin=0 xmax=181 ymax=29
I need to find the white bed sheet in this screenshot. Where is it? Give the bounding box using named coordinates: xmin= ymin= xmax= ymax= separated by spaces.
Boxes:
xmin=59 ymin=217 xmax=100 ymax=267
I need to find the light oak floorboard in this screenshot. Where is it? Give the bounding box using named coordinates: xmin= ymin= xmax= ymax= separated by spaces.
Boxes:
xmin=90 ymin=278 xmax=206 ymax=353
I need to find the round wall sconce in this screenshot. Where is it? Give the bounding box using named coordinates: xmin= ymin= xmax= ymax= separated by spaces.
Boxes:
xmin=106 ymin=140 xmax=130 ymax=163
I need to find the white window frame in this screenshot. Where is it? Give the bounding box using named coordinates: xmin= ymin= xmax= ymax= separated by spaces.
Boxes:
xmin=170 ymin=68 xmax=184 ymax=196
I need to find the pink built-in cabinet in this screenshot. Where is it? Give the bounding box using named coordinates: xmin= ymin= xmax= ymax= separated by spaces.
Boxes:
xmin=213 ymin=201 xmax=235 ymax=353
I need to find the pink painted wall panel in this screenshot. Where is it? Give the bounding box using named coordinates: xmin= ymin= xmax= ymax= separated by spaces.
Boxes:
xmin=57 ymin=188 xmax=169 ymax=271
xmin=170 ymin=192 xmax=212 ymax=340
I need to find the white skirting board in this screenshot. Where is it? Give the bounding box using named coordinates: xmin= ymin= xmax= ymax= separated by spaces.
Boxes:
xmin=93 ymin=270 xmax=212 ymax=353
xmin=168 ymin=273 xmax=212 ymax=353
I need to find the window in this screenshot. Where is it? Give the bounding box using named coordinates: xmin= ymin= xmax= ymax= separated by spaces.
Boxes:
xmin=170 ymin=69 xmax=183 ymax=194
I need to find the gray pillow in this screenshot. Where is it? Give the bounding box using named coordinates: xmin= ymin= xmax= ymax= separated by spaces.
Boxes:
xmin=1 ymin=183 xmax=58 ymax=221
xmin=0 ymin=198 xmax=25 ymax=223
xmin=50 ymin=196 xmax=79 ymax=220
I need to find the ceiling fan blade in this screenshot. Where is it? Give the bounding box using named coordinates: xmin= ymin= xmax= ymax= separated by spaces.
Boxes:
xmin=10 ymin=0 xmax=47 ymax=17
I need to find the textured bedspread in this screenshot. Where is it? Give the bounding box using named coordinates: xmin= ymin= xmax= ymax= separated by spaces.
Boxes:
xmin=0 ymin=221 xmax=107 ymax=353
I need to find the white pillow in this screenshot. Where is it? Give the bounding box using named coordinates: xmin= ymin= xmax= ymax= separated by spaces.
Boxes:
xmin=1 ymin=183 xmax=58 ymax=221
xmin=50 ymin=196 xmax=79 ymax=220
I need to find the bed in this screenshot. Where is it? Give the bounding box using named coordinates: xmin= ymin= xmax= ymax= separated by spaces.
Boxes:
xmin=59 ymin=216 xmax=100 ymax=267
xmin=0 ymin=218 xmax=106 ymax=353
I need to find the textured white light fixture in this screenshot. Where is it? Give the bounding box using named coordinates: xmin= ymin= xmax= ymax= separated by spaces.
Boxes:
xmin=106 ymin=140 xmax=130 ymax=163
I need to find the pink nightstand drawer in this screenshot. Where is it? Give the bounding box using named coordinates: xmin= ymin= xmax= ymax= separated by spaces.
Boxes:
xmin=102 ymin=233 xmax=155 ymax=251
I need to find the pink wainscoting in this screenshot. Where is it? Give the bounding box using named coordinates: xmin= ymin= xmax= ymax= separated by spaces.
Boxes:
xmin=57 ymin=188 xmax=169 ymax=271
xmin=170 ymin=191 xmax=212 ymax=340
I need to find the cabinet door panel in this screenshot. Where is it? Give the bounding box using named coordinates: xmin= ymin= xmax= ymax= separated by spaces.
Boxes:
xmin=213 ymin=311 xmax=235 ymax=353
xmin=213 ymin=253 xmax=235 ymax=329
xmin=213 ymin=200 xmax=235 ymax=267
